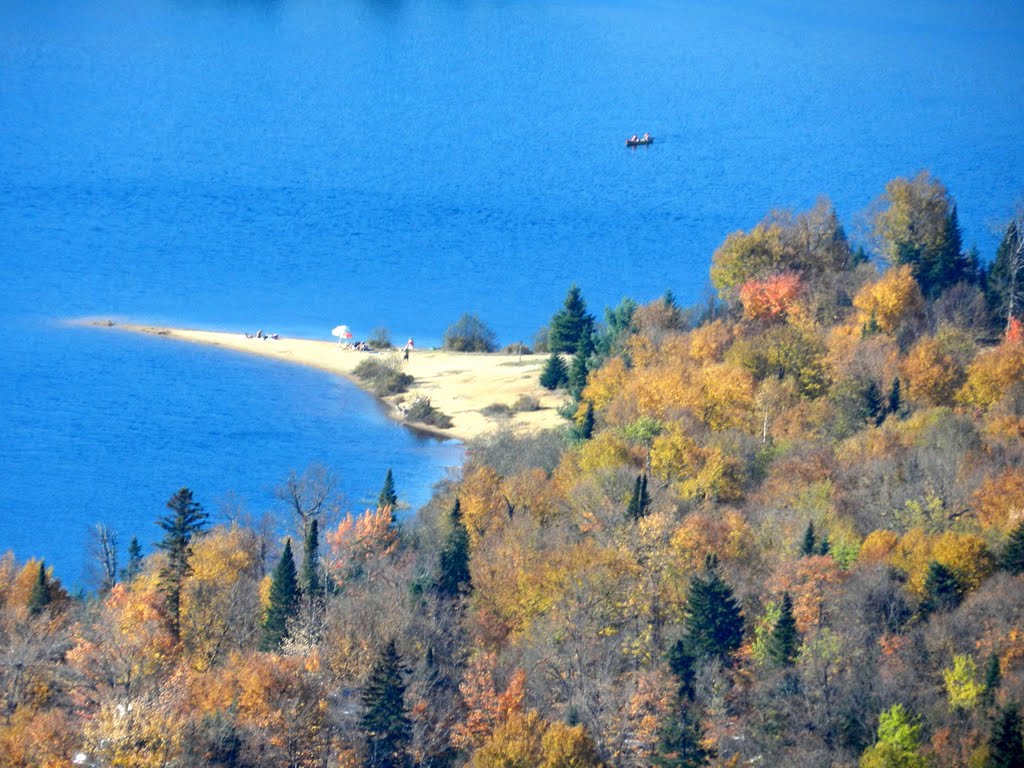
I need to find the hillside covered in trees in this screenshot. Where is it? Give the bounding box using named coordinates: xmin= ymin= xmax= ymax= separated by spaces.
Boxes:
xmin=2 ymin=172 xmax=1024 ymax=767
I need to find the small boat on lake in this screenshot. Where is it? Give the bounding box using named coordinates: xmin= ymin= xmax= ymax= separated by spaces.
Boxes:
xmin=626 ymin=133 xmax=653 ymax=147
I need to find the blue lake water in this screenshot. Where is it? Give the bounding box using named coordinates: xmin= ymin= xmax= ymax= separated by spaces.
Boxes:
xmin=2 ymin=0 xmax=1022 ymax=584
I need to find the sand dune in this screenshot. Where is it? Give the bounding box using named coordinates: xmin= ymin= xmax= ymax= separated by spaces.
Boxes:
xmin=86 ymin=321 xmax=568 ymax=441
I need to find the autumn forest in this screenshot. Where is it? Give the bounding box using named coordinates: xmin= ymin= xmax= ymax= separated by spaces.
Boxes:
xmin=3 ymin=172 xmax=1024 ymax=768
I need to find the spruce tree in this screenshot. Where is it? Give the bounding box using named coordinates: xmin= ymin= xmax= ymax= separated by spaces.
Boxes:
xmin=1003 ymin=520 xmax=1024 ymax=575
xmin=652 ymin=702 xmax=713 ymax=767
xmin=887 ymin=377 xmax=902 ymax=417
xmin=378 ymin=468 xmax=398 ymax=511
xmin=800 ymin=521 xmax=816 ymax=557
xmin=539 ymin=352 xmax=569 ymax=390
xmin=261 ymin=539 xmax=300 ymax=651
xmin=767 ymin=592 xmax=800 ymax=667
xmin=865 ymin=380 xmax=885 ymax=426
xmin=639 ymin=474 xmax=651 ymax=517
xmin=548 ymin=284 xmax=595 ymax=354
xmin=300 ymin=518 xmax=321 ymax=602
xmin=361 ymin=640 xmax=412 ymax=768
xmin=578 ymin=401 xmax=595 ymax=440
xmin=437 ymin=499 xmax=471 ymax=598
xmin=988 ymin=702 xmax=1024 ymax=768
xmin=986 ymin=218 xmax=1023 ymax=330
xmin=156 ymin=487 xmax=208 ymax=642
xmin=626 ymin=475 xmax=642 ymax=522
xmin=983 ymin=652 xmax=1002 ymax=708
xmin=918 ymin=560 xmax=963 ymax=619
xmin=28 ymin=561 xmax=51 ymax=616
xmin=683 ymin=556 xmax=744 ymax=662
xmin=568 ymin=346 xmax=589 ymax=401
xmin=123 ymin=536 xmax=143 ymax=582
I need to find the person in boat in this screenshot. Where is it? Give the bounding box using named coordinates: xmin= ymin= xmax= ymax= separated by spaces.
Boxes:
xmin=631 ymin=134 xmax=638 ymax=142
xmin=642 ymin=132 xmax=650 ymax=141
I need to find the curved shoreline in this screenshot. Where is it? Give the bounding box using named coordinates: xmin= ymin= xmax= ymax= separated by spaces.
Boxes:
xmin=76 ymin=319 xmax=567 ymax=442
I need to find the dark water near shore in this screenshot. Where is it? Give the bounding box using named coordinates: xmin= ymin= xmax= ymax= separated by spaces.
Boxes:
xmin=2 ymin=0 xmax=1022 ymax=583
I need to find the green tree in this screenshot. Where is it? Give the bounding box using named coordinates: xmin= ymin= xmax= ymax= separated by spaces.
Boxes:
xmin=260 ymin=538 xmax=300 ymax=652
xmin=300 ymin=518 xmax=321 ymax=603
xmin=122 ymin=536 xmax=143 ymax=582
xmin=156 ymin=487 xmax=208 ymax=642
xmin=801 ymin=521 xmax=817 ymax=557
xmin=887 ymin=377 xmax=903 ymax=417
xmin=652 ymin=702 xmax=713 ymax=768
xmin=865 ymin=380 xmax=885 ymax=426
xmin=443 ymin=313 xmax=498 ymax=352
xmin=625 ymin=474 xmax=651 ymax=522
xmin=983 ymin=653 xmax=1002 ymax=708
xmin=437 ymin=499 xmax=471 ymax=598
xmin=1003 ymin=520 xmax=1024 ymax=575
xmin=986 ymin=216 xmax=1024 ymax=331
xmin=568 ymin=343 xmax=591 ymax=402
xmin=682 ymin=556 xmax=744 ymax=662
xmin=27 ymin=561 xmax=51 ymax=616
xmin=918 ymin=560 xmax=963 ymax=619
xmin=362 ymin=640 xmax=412 ymax=768
xmin=379 ymin=468 xmax=398 ymax=513
xmin=548 ymin=284 xmax=595 ymax=354
xmin=767 ymin=592 xmax=800 ymax=667
xmin=988 ymin=702 xmax=1024 ymax=768
xmin=539 ymin=353 xmax=569 ymax=390
xmin=859 ymin=704 xmax=927 ymax=768
xmin=577 ymin=401 xmax=595 ymax=440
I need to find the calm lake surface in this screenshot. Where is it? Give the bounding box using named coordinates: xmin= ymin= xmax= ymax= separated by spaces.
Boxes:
xmin=2 ymin=0 xmax=1022 ymax=583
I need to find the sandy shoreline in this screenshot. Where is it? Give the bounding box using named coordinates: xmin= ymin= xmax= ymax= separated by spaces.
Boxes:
xmin=79 ymin=320 xmax=567 ymax=441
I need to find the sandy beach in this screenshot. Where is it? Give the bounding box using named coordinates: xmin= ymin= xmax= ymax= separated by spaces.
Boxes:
xmin=84 ymin=321 xmax=567 ymax=441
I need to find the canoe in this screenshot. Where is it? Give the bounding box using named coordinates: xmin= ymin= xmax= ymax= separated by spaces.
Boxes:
xmin=626 ymin=136 xmax=653 ymax=147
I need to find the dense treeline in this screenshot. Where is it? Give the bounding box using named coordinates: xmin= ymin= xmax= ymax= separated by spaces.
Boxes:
xmin=1 ymin=172 xmax=1023 ymax=767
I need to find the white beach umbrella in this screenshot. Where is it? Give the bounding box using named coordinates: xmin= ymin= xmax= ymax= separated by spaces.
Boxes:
xmin=331 ymin=325 xmax=353 ymax=345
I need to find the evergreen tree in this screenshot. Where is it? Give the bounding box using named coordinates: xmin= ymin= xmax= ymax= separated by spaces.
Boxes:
xmin=983 ymin=653 xmax=1002 ymax=708
xmin=800 ymin=521 xmax=816 ymax=557
xmin=568 ymin=346 xmax=590 ymax=401
xmin=578 ymin=401 xmax=595 ymax=440
xmin=918 ymin=560 xmax=963 ymax=619
xmin=156 ymin=487 xmax=208 ymax=642
xmin=361 ymin=640 xmax=412 ymax=768
xmin=123 ymin=536 xmax=143 ymax=582
xmin=683 ymin=556 xmax=744 ymax=662
xmin=1003 ymin=520 xmax=1024 ymax=575
xmin=986 ymin=218 xmax=1024 ymax=330
xmin=667 ymin=639 xmax=697 ymax=701
xmin=378 ymin=468 xmax=398 ymax=511
xmin=28 ymin=561 xmax=51 ymax=616
xmin=260 ymin=539 xmax=300 ymax=651
xmin=639 ymin=473 xmax=651 ymax=517
xmin=988 ymin=702 xmax=1024 ymax=768
xmin=887 ymin=377 xmax=902 ymax=417
xmin=539 ymin=352 xmax=569 ymax=390
xmin=437 ymin=499 xmax=471 ymax=598
xmin=865 ymin=380 xmax=885 ymax=426
xmin=300 ymin=518 xmax=321 ymax=602
xmin=652 ymin=702 xmax=713 ymax=768
xmin=548 ymin=284 xmax=595 ymax=354
xmin=817 ymin=535 xmax=831 ymax=557
xmin=767 ymin=592 xmax=800 ymax=667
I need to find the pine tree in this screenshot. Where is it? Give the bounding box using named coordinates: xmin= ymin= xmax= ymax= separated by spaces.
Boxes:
xmin=683 ymin=556 xmax=744 ymax=662
xmin=986 ymin=218 xmax=1024 ymax=330
xmin=800 ymin=521 xmax=816 ymax=557
xmin=639 ymin=474 xmax=651 ymax=517
xmin=300 ymin=518 xmax=321 ymax=603
xmin=378 ymin=468 xmax=398 ymax=511
xmin=156 ymin=487 xmax=208 ymax=642
xmin=123 ymin=537 xmax=144 ymax=582
xmin=918 ymin=560 xmax=963 ymax=619
xmin=767 ymin=592 xmax=800 ymax=667
xmin=548 ymin=284 xmax=595 ymax=354
xmin=983 ymin=652 xmax=1002 ymax=708
xmin=578 ymin=401 xmax=595 ymax=440
xmin=27 ymin=561 xmax=51 ymax=616
xmin=988 ymin=702 xmax=1024 ymax=768
xmin=865 ymin=380 xmax=885 ymax=426
xmin=1003 ymin=520 xmax=1024 ymax=575
xmin=887 ymin=377 xmax=902 ymax=417
xmin=437 ymin=499 xmax=471 ymax=598
xmin=568 ymin=346 xmax=589 ymax=401
xmin=652 ymin=702 xmax=713 ymax=768
xmin=260 ymin=539 xmax=300 ymax=651
xmin=361 ymin=640 xmax=412 ymax=768
xmin=626 ymin=475 xmax=642 ymax=522
xmin=539 ymin=352 xmax=569 ymax=390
